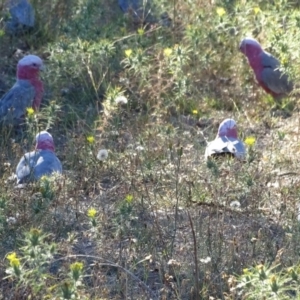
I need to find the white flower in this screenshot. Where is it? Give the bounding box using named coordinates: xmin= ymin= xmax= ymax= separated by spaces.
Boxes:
xmin=199 ymin=256 xmax=211 ymax=264
xmin=6 ymin=217 xmax=17 ymax=225
xmin=110 ymin=131 xmax=120 ymax=136
xmin=135 ymin=146 xmax=144 ymax=152
xmin=115 ymin=96 xmax=128 ymax=104
xmin=230 ymin=201 xmax=241 ymax=208
xmin=97 ymin=149 xmax=109 ymax=161
xmin=8 ymin=173 xmax=17 ymax=181
xmin=167 ymin=259 xmax=181 ymax=267
xmin=119 ymin=77 xmax=129 ymax=85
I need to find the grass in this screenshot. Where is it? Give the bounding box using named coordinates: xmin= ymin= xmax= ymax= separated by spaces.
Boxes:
xmin=1 ymin=0 xmax=300 ymax=298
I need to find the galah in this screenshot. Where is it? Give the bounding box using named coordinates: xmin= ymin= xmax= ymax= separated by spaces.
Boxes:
xmin=5 ymin=0 xmax=35 ymax=35
xmin=16 ymin=131 xmax=62 ymax=184
xmin=0 ymin=55 xmax=44 ymax=125
xmin=239 ymin=37 xmax=293 ymax=99
xmin=205 ymin=119 xmax=246 ymax=159
xmin=118 ymin=0 xmax=140 ymax=13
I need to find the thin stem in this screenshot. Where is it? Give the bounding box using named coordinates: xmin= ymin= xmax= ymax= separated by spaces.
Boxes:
xmin=54 ymin=254 xmax=158 ymax=300
xmin=187 ymin=210 xmax=200 ymax=300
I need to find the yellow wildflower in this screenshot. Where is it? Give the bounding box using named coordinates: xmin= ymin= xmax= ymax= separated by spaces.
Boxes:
xmin=70 ymin=261 xmax=84 ymax=281
xmin=87 ymin=208 xmax=97 ymax=218
xmin=192 ymin=110 xmax=198 ymax=115
xmin=164 ymin=48 xmax=173 ymax=57
xmin=137 ymin=28 xmax=144 ymax=35
xmin=256 ymin=264 xmax=264 ymax=270
xmin=70 ymin=261 xmax=84 ymax=272
xmin=86 ymin=136 xmax=95 ymax=144
xmin=7 ymin=252 xmax=20 ymax=267
xmin=216 ymin=7 xmax=226 ymax=17
xmin=244 ymin=136 xmax=256 ymax=147
xmin=26 ymin=107 xmax=34 ymax=116
xmin=253 ymin=7 xmax=261 ymax=14
xmin=125 ymin=49 xmax=132 ymax=58
xmin=270 ymin=274 xmax=278 ymax=292
xmin=29 ymin=228 xmax=42 ymax=247
xmin=281 ymin=57 xmax=288 ymax=66
xmin=125 ymin=194 xmax=133 ymax=203
xmin=40 ymin=175 xmax=48 ymax=181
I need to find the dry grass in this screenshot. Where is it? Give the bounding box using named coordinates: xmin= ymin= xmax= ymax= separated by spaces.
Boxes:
xmin=1 ymin=0 xmax=300 ymax=299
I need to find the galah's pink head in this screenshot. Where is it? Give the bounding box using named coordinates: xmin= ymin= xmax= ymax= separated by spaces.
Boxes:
xmin=35 ymin=131 xmax=55 ymax=152
xmin=17 ymin=55 xmax=44 ymax=80
xmin=239 ymin=37 xmax=263 ymax=58
xmin=217 ymin=118 xmax=238 ymax=139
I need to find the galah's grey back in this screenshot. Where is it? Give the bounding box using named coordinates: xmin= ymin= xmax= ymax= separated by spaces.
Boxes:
xmin=0 ymin=80 xmax=35 ymax=125
xmin=16 ymin=130 xmax=62 ymax=184
xmin=205 ymin=118 xmax=246 ymax=160
xmin=205 ymin=137 xmax=246 ymax=159
xmin=5 ymin=0 xmax=35 ymax=35
xmin=118 ymin=0 xmax=140 ymax=12
xmin=260 ymin=51 xmax=293 ymax=96
xmin=16 ymin=150 xmax=62 ymax=184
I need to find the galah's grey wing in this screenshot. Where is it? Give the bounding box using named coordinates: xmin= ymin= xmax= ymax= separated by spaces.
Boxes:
xmin=33 ymin=150 xmax=63 ymax=180
xmin=0 ymin=80 xmax=35 ymax=125
xmin=228 ymin=139 xmax=246 ymax=159
xmin=205 ymin=138 xmax=231 ymax=158
xmin=205 ymin=137 xmax=246 ymax=159
xmin=261 ymin=51 xmax=280 ymax=69
xmin=16 ymin=151 xmax=39 ymax=183
xmin=260 ymin=51 xmax=293 ymax=95
xmin=261 ymin=67 xmax=293 ymax=95
xmin=16 ymin=150 xmax=62 ymax=183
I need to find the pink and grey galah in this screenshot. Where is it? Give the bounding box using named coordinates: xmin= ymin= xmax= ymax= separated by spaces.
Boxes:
xmin=5 ymin=0 xmax=35 ymax=35
xmin=16 ymin=131 xmax=62 ymax=184
xmin=205 ymin=118 xmax=246 ymax=159
xmin=0 ymin=55 xmax=44 ymax=125
xmin=239 ymin=37 xmax=293 ymax=99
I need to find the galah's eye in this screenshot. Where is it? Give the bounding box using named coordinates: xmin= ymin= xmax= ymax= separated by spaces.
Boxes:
xmin=32 ymin=63 xmax=37 ymax=67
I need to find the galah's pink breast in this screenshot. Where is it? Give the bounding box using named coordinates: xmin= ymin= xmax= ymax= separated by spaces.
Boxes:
xmin=31 ymin=80 xmax=44 ymax=110
xmin=250 ymin=58 xmax=280 ymax=97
